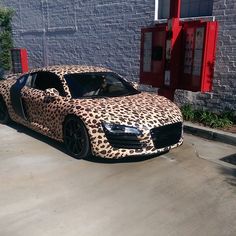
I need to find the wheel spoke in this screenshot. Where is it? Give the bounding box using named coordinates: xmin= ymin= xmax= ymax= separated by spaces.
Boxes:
xmin=65 ymin=136 xmax=72 ymax=144
xmin=72 ymin=143 xmax=76 ymax=153
xmin=69 ymin=140 xmax=76 ymax=151
xmin=65 ymin=133 xmax=81 ymax=154
xmin=72 ymin=142 xmax=80 ymax=154
xmin=77 ymin=139 xmax=83 ymax=150
xmin=68 ymin=122 xmax=74 ymax=132
xmin=75 ymin=131 xmax=82 ymax=138
xmin=65 ymin=127 xmax=72 ymax=137
xmin=71 ymin=121 xmax=76 ymax=128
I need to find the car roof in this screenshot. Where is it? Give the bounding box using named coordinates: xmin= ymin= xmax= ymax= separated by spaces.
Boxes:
xmin=29 ymin=65 xmax=112 ymax=77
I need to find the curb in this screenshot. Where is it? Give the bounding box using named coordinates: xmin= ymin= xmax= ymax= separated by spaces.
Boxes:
xmin=183 ymin=121 xmax=236 ymax=146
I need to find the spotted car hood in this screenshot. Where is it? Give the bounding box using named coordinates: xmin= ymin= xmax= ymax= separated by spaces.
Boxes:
xmin=76 ymin=92 xmax=182 ymax=130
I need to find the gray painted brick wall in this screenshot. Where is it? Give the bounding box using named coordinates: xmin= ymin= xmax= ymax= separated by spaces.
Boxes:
xmin=176 ymin=0 xmax=236 ymax=112
xmin=2 ymin=0 xmax=236 ymax=112
xmin=211 ymin=0 xmax=236 ymax=111
xmin=2 ymin=0 xmax=155 ymax=82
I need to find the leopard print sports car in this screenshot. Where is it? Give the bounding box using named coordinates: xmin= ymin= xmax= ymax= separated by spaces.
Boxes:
xmin=0 ymin=65 xmax=183 ymax=159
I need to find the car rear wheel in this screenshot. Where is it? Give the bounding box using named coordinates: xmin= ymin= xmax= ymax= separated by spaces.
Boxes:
xmin=63 ymin=116 xmax=91 ymax=159
xmin=0 ymin=96 xmax=10 ymax=124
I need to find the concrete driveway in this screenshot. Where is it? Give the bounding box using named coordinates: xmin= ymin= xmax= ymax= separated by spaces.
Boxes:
xmin=0 ymin=123 xmax=235 ymax=236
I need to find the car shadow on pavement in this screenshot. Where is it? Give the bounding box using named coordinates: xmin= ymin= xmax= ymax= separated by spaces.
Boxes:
xmin=84 ymin=152 xmax=167 ymax=164
xmin=7 ymin=121 xmax=67 ymax=153
xmin=218 ymin=165 xmax=236 ymax=187
xmin=7 ymin=122 xmax=166 ymax=164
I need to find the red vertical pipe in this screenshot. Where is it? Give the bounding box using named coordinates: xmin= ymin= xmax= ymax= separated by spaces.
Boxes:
xmin=169 ymin=0 xmax=181 ymax=19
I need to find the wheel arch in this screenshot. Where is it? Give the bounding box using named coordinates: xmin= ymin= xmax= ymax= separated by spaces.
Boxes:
xmin=62 ymin=114 xmax=92 ymax=143
xmin=62 ymin=114 xmax=87 ymax=128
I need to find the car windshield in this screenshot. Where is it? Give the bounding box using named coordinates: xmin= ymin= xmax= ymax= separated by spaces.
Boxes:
xmin=64 ymin=72 xmax=140 ymax=99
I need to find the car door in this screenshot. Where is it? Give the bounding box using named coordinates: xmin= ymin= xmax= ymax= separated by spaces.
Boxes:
xmin=21 ymin=71 xmax=66 ymax=131
xmin=10 ymin=74 xmax=29 ymax=121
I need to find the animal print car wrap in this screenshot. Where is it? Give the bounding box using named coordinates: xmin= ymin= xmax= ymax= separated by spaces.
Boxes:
xmin=0 ymin=65 xmax=183 ymax=159
xmin=71 ymin=92 xmax=183 ymax=158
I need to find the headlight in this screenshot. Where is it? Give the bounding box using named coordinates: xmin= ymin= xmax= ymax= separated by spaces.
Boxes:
xmin=102 ymin=121 xmax=142 ymax=136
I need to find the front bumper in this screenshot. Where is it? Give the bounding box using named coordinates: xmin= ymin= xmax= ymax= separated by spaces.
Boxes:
xmin=89 ymin=122 xmax=184 ymax=159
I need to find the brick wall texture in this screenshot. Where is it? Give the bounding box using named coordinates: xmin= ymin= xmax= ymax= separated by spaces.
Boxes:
xmin=2 ymin=0 xmax=236 ymax=112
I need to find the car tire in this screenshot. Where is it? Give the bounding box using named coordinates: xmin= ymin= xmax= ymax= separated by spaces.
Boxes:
xmin=0 ymin=96 xmax=10 ymax=124
xmin=63 ymin=116 xmax=91 ymax=159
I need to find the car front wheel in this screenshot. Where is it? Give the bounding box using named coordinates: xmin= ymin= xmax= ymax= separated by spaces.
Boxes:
xmin=0 ymin=96 xmax=10 ymax=124
xmin=63 ymin=116 xmax=91 ymax=159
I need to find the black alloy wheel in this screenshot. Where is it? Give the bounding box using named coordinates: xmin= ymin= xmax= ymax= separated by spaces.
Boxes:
xmin=63 ymin=116 xmax=91 ymax=159
xmin=0 ymin=96 xmax=10 ymax=124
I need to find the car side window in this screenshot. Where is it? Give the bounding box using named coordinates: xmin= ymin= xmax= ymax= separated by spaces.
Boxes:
xmin=30 ymin=71 xmax=65 ymax=96
xmin=25 ymin=73 xmax=36 ymax=87
xmin=18 ymin=74 xmax=29 ymax=85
